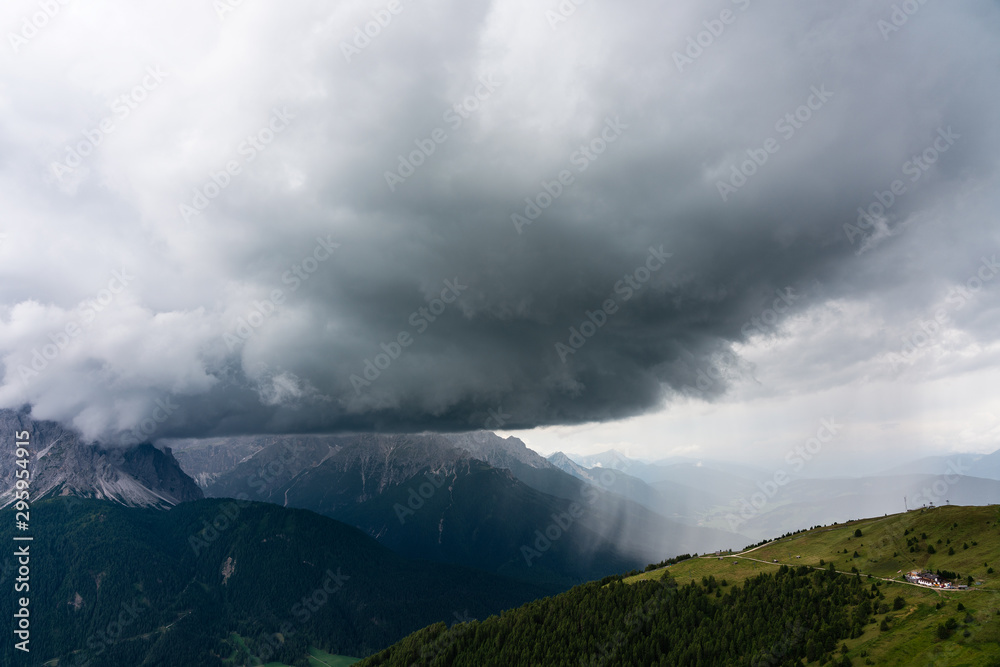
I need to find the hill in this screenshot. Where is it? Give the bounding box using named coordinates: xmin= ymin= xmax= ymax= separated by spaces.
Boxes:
xmin=877 ymin=451 xmax=1000 ymax=481
xmin=358 ymin=505 xmax=1000 ymax=666
xmin=0 ymin=498 xmax=551 ymax=667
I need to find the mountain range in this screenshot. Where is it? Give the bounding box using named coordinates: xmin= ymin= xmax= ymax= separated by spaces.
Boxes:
xmin=3 ymin=406 xmax=1000 ymax=665
xmin=172 ymin=431 xmax=741 ymax=587
xmin=0 ymin=407 xmax=202 ymax=509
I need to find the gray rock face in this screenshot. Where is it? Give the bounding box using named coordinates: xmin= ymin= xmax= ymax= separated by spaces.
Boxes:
xmin=444 ymin=431 xmax=555 ymax=472
xmin=546 ymin=451 xmax=596 ymax=482
xmin=0 ymin=407 xmax=203 ymax=508
xmin=165 ymin=435 xmax=273 ymax=488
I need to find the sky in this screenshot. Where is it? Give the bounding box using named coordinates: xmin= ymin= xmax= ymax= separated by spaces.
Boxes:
xmin=1 ymin=0 xmax=998 ymax=468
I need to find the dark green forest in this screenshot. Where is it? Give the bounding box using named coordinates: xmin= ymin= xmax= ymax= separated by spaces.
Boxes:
xmin=359 ymin=565 xmax=878 ymax=667
xmin=0 ymin=499 xmax=551 ymax=667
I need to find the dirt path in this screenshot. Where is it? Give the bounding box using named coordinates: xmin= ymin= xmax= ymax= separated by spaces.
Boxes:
xmin=716 ymin=552 xmax=968 ymax=590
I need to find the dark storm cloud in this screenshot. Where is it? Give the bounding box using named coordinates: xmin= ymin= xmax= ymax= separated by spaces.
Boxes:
xmin=1 ymin=0 xmax=998 ymax=441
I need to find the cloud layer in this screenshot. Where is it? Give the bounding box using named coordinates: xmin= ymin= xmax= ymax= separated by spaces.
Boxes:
xmin=1 ymin=0 xmax=999 ymax=444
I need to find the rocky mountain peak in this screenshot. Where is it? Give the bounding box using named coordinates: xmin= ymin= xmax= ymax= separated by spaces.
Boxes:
xmin=0 ymin=407 xmax=202 ymax=508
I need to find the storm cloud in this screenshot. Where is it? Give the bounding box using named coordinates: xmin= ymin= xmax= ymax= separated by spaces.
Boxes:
xmin=1 ymin=0 xmax=998 ymax=444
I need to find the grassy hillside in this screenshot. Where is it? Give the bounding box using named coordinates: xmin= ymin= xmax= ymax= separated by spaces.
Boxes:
xmin=360 ymin=505 xmax=1000 ymax=666
xmin=626 ymin=505 xmax=1000 ymax=665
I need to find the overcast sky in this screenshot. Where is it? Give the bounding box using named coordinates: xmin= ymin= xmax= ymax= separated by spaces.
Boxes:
xmin=1 ymin=0 xmax=998 ymax=467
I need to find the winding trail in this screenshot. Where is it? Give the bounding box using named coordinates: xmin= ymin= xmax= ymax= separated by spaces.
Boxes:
xmin=702 ymin=548 xmax=971 ymax=591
